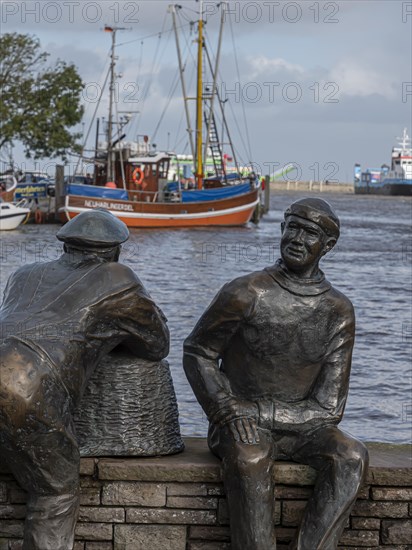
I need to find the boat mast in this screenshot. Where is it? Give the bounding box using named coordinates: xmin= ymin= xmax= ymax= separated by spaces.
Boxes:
xmin=170 ymin=5 xmax=196 ymax=163
xmin=94 ymin=117 xmax=100 ymax=183
xmin=195 ymin=0 xmax=204 ymax=189
xmin=203 ymin=1 xmax=226 ymax=168
xmin=106 ymin=25 xmax=126 ymax=183
xmin=204 ymin=46 xmax=241 ymax=178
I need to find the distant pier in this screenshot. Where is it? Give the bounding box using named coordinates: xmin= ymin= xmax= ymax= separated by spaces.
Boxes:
xmin=270 ymin=180 xmax=354 ymax=194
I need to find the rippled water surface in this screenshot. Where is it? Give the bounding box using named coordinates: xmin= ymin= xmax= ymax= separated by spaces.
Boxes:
xmin=1 ymin=192 xmax=411 ymax=443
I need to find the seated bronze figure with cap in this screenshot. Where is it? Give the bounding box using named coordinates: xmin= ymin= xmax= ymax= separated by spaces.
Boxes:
xmin=0 ymin=210 xmax=169 ymax=550
xmin=184 ymin=198 xmax=368 ymax=550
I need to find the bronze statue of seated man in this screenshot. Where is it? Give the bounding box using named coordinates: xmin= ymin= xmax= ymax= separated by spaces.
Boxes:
xmin=184 ymin=198 xmax=368 ymax=550
xmin=0 ymin=210 xmax=169 ymax=550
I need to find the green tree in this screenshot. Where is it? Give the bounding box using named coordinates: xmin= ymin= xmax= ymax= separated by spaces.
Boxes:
xmin=0 ymin=33 xmax=84 ymax=161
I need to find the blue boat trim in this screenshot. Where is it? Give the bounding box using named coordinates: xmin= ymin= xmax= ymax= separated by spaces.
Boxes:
xmin=67 ymin=184 xmax=128 ymax=200
xmin=181 ymin=182 xmax=252 ymax=202
xmin=67 ymin=182 xmax=253 ymax=203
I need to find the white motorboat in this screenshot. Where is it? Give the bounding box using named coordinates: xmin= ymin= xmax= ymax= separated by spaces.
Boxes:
xmin=0 ymin=201 xmax=31 ymax=230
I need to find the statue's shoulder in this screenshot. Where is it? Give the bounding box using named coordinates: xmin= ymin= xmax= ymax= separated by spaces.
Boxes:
xmin=12 ymin=261 xmax=42 ymax=274
xmin=326 ymin=284 xmax=355 ymax=319
xmin=217 ymin=270 xmax=271 ymax=310
xmin=222 ymin=269 xmax=270 ymax=294
xmin=7 ymin=261 xmax=45 ymax=281
xmin=98 ymin=261 xmax=136 ymax=279
xmin=95 ymin=261 xmax=144 ymax=290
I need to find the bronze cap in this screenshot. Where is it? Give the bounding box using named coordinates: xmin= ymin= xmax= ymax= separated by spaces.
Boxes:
xmin=57 ymin=209 xmax=129 ymax=247
xmin=284 ymin=198 xmax=340 ymax=238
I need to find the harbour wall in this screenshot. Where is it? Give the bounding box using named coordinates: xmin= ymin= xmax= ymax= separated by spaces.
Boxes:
xmin=1 ymin=438 xmax=411 ymax=549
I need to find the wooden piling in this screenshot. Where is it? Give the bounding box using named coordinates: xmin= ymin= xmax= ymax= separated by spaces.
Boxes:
xmin=54 ymin=164 xmax=65 ymax=222
xmin=264 ymin=175 xmax=270 ymax=213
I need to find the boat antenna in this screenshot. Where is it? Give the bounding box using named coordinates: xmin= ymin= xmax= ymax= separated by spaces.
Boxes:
xmin=397 ymin=128 xmax=411 ymax=153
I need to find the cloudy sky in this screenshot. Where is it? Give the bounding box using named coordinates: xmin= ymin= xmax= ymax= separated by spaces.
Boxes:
xmin=2 ymin=0 xmax=412 ymax=180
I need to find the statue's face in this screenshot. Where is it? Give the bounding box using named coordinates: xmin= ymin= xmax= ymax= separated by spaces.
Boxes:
xmin=281 ymin=215 xmax=330 ymax=273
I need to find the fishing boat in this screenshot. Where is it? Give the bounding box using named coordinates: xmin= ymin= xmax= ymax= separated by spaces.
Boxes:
xmin=59 ymin=2 xmax=262 ymax=227
xmin=354 ymin=128 xmax=412 ymax=195
xmin=0 ymin=200 xmax=30 ymax=230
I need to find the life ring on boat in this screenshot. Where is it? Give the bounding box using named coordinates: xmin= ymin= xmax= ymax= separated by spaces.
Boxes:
xmin=132 ymin=167 xmax=144 ymax=186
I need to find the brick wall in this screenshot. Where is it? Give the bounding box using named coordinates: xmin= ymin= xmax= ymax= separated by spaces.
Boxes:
xmin=1 ymin=439 xmax=411 ymax=549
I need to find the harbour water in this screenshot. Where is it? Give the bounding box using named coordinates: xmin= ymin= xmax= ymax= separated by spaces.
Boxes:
xmin=0 ymin=192 xmax=411 ymax=444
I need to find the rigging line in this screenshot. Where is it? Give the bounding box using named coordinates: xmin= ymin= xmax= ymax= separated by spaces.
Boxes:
xmin=134 ymin=14 xmax=170 ymax=119
xmin=173 ymin=48 xmax=195 ymax=152
xmin=173 ymin=134 xmax=189 ymax=154
xmin=228 ymin=13 xmax=253 ymax=164
xmin=174 ymin=8 xmax=197 ymax=150
xmin=178 ymin=5 xmax=200 ymax=19
xmin=203 ymin=31 xmax=241 ymax=179
xmin=126 ymin=39 xmax=144 ymax=139
xmin=116 ymin=22 xmax=192 ymax=47
xmin=206 ymin=32 xmax=251 ymax=168
xmin=231 ymin=141 xmax=248 ymax=167
xmin=226 ymin=97 xmax=250 ymax=167
xmin=177 ymin=10 xmax=197 ymax=68
xmin=151 ymin=69 xmax=181 ymax=143
xmin=75 ymin=64 xmax=111 ymax=174
xmin=135 ymin=40 xmax=144 ymax=89
xmin=203 ymin=1 xmax=221 ymax=23
xmin=136 ymin=40 xmax=144 ymax=89
xmin=136 ymin=16 xmax=183 ymax=141
xmin=114 ymin=100 xmax=126 ymax=188
xmin=219 ymin=72 xmax=250 ymax=168
xmin=148 ymin=21 xmax=175 ymax=128
xmin=172 ymin=45 xmax=197 ymax=152
xmin=81 ymin=47 xmax=110 ymax=123
xmin=137 ymin=13 xmax=173 ymax=132
xmin=134 ymin=17 xmax=167 ymax=133
xmin=153 ymin=22 xmax=175 ymax=82
xmin=78 ymin=42 xmax=116 ymax=162
xmin=175 ymin=50 xmax=196 ymax=143
xmin=206 ymin=49 xmax=248 ymax=158
xmin=173 ymin=107 xmax=186 ymax=152
xmin=123 ymin=24 xmax=186 ymax=138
